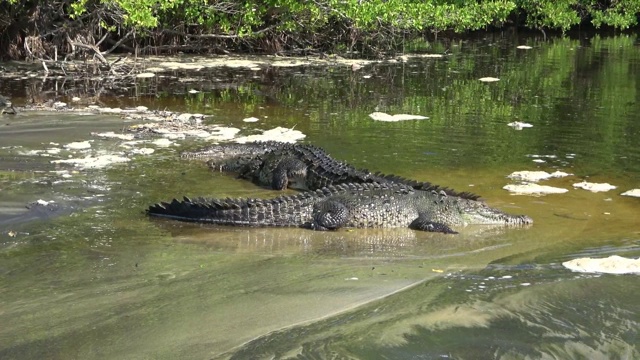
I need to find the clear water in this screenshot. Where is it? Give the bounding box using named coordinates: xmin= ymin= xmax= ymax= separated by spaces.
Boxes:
xmin=1 ymin=33 xmax=639 ymax=359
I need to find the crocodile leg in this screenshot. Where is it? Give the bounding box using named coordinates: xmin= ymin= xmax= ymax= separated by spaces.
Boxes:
xmin=308 ymin=199 xmax=350 ymax=230
xmin=269 ymin=157 xmax=308 ymax=190
xmin=409 ymin=216 xmax=459 ymax=234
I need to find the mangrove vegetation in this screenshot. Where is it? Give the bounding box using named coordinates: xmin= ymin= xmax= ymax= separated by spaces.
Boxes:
xmin=1 ymin=0 xmax=639 ymax=61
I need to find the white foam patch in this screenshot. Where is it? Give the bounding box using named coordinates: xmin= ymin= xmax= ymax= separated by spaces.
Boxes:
xmin=98 ymin=107 xmax=124 ymax=114
xmin=177 ymin=113 xmax=204 ymax=123
xmin=207 ymin=127 xmax=241 ymax=141
xmin=503 ymin=183 xmax=569 ymax=195
xmin=92 ymin=132 xmax=135 ymax=140
xmin=572 ymin=181 xmax=617 ymax=192
xmin=507 ymin=170 xmax=572 ymax=182
xmin=130 ymin=148 xmax=155 ymax=155
xmin=51 ymin=155 xmax=130 ymax=169
xmin=621 ymin=189 xmax=640 ymax=198
xmin=151 ymin=138 xmax=174 ymax=147
xmin=507 ymin=121 xmax=533 ymax=130
xmin=563 ymin=256 xmax=640 ymax=274
xmin=120 ymin=140 xmax=146 ymax=148
xmin=64 ymin=141 xmax=92 ymax=150
xmin=234 ymin=127 xmax=306 ymax=143
xmin=369 ymin=112 xmax=428 ymax=122
xmin=136 ymin=72 xmax=156 ymax=78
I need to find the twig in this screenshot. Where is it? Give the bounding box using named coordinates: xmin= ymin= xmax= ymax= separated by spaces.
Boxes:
xmin=103 ymin=29 xmax=134 ymax=55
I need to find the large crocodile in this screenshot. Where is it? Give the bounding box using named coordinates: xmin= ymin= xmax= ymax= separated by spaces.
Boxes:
xmin=147 ymin=182 xmax=532 ymax=234
xmin=181 ymin=141 xmax=480 ymax=200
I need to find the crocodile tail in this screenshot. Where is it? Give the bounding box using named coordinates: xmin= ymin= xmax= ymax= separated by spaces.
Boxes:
xmin=147 ymin=192 xmax=323 ymax=227
xmin=147 ymin=196 xmax=228 ymax=222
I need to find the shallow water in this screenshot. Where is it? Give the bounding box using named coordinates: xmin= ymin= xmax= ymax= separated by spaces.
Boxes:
xmin=1 ymin=33 xmax=639 ymax=359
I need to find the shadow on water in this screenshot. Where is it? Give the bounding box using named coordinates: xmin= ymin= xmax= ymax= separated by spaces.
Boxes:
xmin=1 ymin=32 xmax=639 ymax=359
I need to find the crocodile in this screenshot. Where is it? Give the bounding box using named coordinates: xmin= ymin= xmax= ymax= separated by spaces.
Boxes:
xmin=181 ymin=141 xmax=480 ymax=200
xmin=0 ymin=95 xmax=18 ymax=115
xmin=147 ymin=182 xmax=532 ymax=234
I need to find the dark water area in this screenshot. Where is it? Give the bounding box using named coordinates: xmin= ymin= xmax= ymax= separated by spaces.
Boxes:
xmin=1 ymin=33 xmax=639 ymax=359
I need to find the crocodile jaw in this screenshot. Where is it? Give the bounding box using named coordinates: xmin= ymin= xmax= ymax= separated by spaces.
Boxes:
xmin=459 ymin=200 xmax=533 ymax=226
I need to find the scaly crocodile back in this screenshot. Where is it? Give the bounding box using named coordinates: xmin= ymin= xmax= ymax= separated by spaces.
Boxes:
xmin=184 ymin=141 xmax=481 ymax=200
xmin=147 ymin=182 xmax=416 ymax=227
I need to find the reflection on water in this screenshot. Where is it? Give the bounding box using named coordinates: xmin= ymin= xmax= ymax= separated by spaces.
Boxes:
xmin=1 ymin=33 xmax=640 ymax=359
xmin=156 ymin=222 xmax=528 ymax=258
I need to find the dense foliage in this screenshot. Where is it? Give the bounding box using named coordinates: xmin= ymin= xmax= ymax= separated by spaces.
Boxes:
xmin=0 ymin=0 xmax=639 ymax=60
